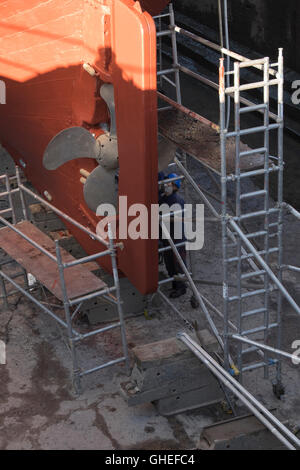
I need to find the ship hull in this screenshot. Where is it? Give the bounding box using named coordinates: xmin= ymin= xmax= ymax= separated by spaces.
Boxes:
xmin=0 ymin=0 xmax=168 ymax=294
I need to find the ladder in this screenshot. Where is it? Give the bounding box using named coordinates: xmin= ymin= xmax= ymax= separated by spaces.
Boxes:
xmin=220 ymin=51 xmax=284 ymax=384
xmin=154 ymin=3 xmax=182 ymax=105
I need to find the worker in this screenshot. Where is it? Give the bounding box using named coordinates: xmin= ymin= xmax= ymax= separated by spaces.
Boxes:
xmin=159 ymin=172 xmax=187 ymax=298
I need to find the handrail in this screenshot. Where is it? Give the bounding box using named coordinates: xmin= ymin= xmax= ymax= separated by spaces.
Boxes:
xmin=178 ymin=333 xmax=300 ymax=450
xmin=173 ymin=25 xmax=278 ymax=76
xmin=0 ymin=215 xmax=57 ymax=262
xmin=19 ymin=181 xmax=110 ymax=248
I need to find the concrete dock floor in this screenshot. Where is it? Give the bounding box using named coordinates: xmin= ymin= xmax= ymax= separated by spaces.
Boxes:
xmin=0 ymin=66 xmax=300 ymax=449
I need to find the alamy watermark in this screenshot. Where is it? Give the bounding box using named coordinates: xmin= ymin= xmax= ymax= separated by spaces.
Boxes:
xmin=96 ymin=197 xmax=204 ymax=251
xmin=291 ymin=80 xmax=300 ymax=105
xmin=0 ymin=80 xmax=5 ymax=104
xmin=0 ymin=340 xmax=6 ymax=365
xmin=291 ymin=340 xmax=300 ymax=365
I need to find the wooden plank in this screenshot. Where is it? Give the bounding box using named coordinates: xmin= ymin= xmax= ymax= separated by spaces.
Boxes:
xmin=158 ymin=108 xmax=265 ymax=175
xmin=199 ymin=413 xmax=287 ymax=450
xmin=132 ymin=330 xmax=217 ymax=368
xmin=0 ymin=221 xmax=107 ymax=301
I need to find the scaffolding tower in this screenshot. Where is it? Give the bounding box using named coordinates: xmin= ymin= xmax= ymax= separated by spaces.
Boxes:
xmin=219 ymin=53 xmax=284 ymax=384
xmin=0 ymin=168 xmax=129 ymax=393
xmin=154 ymin=4 xmax=300 ymax=397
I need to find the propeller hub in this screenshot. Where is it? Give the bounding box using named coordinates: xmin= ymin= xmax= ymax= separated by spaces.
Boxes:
xmin=96 ymin=133 xmax=119 ymax=170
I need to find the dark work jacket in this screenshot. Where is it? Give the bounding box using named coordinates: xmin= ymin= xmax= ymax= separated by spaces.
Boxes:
xmin=159 ymin=191 xmax=186 ymax=243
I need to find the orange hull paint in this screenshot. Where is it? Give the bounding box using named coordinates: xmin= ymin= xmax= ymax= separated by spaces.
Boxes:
xmin=0 ymin=0 xmax=169 ymax=294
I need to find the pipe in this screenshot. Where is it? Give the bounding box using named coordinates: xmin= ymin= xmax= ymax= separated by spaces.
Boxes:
xmin=108 ymin=223 xmax=130 ymax=374
xmin=157 ymin=91 xmax=220 ymax=131
xmin=174 ymin=25 xmax=277 ymax=77
xmin=282 ymin=202 xmax=300 ymax=220
xmin=223 ymin=0 xmax=231 ymax=129
xmin=230 ymin=335 xmax=300 ymax=364
xmin=178 ymin=333 xmax=300 ymax=450
xmin=0 ymin=269 xmax=69 ymax=330
xmin=229 ymin=218 xmax=300 ymax=316
xmin=19 ymin=181 xmax=110 ymax=248
xmin=176 ymin=65 xmax=278 ymax=121
xmin=160 ymin=219 xmax=231 ymax=362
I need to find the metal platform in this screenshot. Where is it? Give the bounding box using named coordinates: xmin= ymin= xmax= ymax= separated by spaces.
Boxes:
xmin=0 ymin=220 xmax=106 ymax=302
xmin=158 ymin=108 xmax=264 ymax=174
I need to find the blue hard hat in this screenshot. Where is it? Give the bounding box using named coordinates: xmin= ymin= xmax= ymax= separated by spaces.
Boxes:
xmin=167 ymin=173 xmax=181 ymax=189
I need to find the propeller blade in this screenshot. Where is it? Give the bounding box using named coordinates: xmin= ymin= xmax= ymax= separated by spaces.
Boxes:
xmin=83 ymin=165 xmax=119 ymax=212
xmin=158 ymin=136 xmax=177 ymax=172
xmin=43 ymin=127 xmax=100 ymax=170
xmin=100 ymin=84 xmax=117 ymax=137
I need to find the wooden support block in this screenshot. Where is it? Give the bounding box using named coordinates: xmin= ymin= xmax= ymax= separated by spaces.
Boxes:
xmin=29 ymin=203 xmax=59 ymax=221
xmin=132 ymin=331 xmax=219 ymax=370
xmin=121 ymin=331 xmax=224 ymax=415
xmin=29 ymin=203 xmax=66 ymax=233
xmin=132 ymin=337 xmax=192 ymax=369
xmin=198 ymin=413 xmax=288 ymax=450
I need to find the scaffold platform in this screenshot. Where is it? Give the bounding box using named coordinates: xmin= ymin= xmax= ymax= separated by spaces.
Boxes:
xmin=0 ymin=220 xmax=106 ymax=302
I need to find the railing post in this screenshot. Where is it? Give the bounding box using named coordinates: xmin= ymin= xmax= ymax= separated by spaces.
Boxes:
xmin=15 ymin=166 xmax=28 ymax=221
xmin=275 ymin=48 xmax=284 ymax=391
xmin=219 ymin=58 xmax=230 ymax=372
xmin=55 ymin=240 xmax=81 ymax=394
xmin=169 ymin=3 xmax=182 ymax=104
xmin=108 ymin=224 xmax=130 ymax=374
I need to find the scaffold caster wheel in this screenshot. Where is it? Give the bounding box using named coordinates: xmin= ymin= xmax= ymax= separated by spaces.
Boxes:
xmin=190 ymin=295 xmax=199 ymax=309
xmin=221 ymin=400 xmax=233 ymax=415
xmin=273 ymin=381 xmax=285 ymax=399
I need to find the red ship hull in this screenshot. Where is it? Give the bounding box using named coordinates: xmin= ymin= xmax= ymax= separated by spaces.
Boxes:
xmin=0 ymin=0 xmax=169 ymax=294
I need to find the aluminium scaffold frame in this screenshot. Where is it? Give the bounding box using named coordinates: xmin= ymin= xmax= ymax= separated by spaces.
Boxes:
xmin=154 ymin=3 xmax=300 ymax=393
xmin=0 ymin=167 xmax=129 ymax=394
